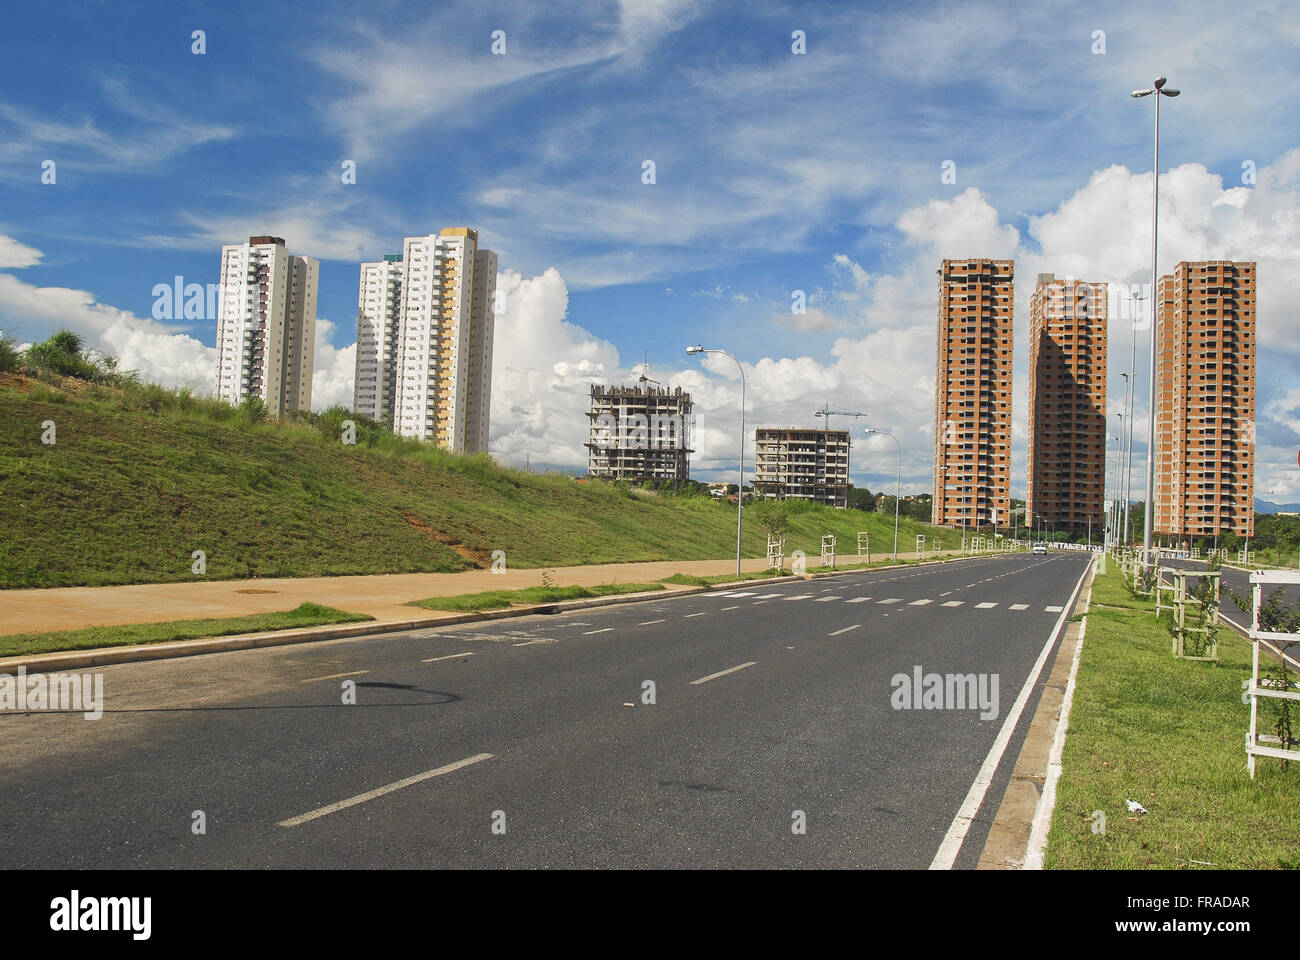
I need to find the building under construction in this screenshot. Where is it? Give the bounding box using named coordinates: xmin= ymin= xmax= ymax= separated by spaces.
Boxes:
xmin=585 ymin=383 xmax=693 ymax=484
xmin=753 ymin=428 xmax=851 ymax=508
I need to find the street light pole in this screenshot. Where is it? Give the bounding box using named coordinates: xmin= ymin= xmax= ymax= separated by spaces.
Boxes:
xmin=687 ymin=346 xmax=746 ymax=577
xmin=1124 ymin=293 xmax=1144 ymax=546
xmin=1132 ymin=76 xmax=1180 ymax=568
xmin=865 ymin=428 xmax=901 ymax=562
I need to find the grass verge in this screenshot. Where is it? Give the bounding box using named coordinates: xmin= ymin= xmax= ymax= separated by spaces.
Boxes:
xmin=0 ymin=602 xmax=373 ymax=659
xmin=1044 ymin=558 xmax=1299 ymax=869
xmin=408 ymin=582 xmax=665 ymax=612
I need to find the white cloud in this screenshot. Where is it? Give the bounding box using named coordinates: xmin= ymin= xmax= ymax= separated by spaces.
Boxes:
xmin=0 ymin=234 xmax=41 ymax=269
xmin=311 ymin=317 xmax=356 ymax=412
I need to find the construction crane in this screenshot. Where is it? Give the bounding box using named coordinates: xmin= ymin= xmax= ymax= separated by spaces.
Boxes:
xmin=812 ymin=404 xmax=868 ymax=437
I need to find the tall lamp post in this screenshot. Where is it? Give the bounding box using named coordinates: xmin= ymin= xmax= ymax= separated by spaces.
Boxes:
xmin=865 ymin=428 xmax=901 ymax=562
xmin=1123 ymin=292 xmax=1144 ymax=546
xmin=687 ymin=346 xmax=746 ymax=577
xmin=1132 ymin=75 xmax=1180 ymax=568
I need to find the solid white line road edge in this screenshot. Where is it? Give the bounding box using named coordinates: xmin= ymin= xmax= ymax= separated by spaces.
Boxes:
xmin=278 ymin=753 xmax=494 ymax=827
xmin=928 ymin=556 xmax=1093 ymax=870
xmin=1022 ymin=559 xmax=1097 ymax=869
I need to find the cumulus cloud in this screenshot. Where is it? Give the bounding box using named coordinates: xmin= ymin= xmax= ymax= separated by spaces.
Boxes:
xmin=0 ymin=257 xmax=214 ymax=390
xmin=489 ymin=266 xmax=628 ymax=468
xmin=311 ymin=316 xmax=356 ymax=411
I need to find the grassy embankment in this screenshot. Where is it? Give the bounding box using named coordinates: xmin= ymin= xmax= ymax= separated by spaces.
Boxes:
xmin=0 ymin=372 xmax=953 ymax=589
xmin=1045 ymin=558 xmax=1299 ymax=869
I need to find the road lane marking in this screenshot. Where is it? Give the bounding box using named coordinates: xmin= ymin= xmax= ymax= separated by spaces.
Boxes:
xmin=638 ymin=619 xmax=666 ymax=625
xmin=718 ymin=591 xmax=758 ymax=598
xmin=421 ymin=652 xmax=476 ymax=663
xmin=755 ymin=593 xmax=785 ymax=600
xmin=975 ymin=602 xmax=998 ymax=609
xmin=939 ymin=591 xmax=952 ymax=597
xmin=690 ymin=661 xmax=757 ymax=685
xmin=683 ymin=612 xmax=708 ymax=618
xmin=721 ymin=605 xmax=740 ymax=611
xmin=301 ymin=670 xmax=369 ymax=683
xmin=878 ymin=598 xmax=902 ymax=604
xmin=909 ymin=598 xmax=932 ymax=606
xmin=845 ymin=597 xmax=871 ymax=603
xmin=278 ymin=754 xmax=494 ymax=828
xmin=930 ymin=557 xmax=1093 ymax=871
xmin=583 ymin=628 xmax=616 ymax=634
xmin=1009 ymin=604 xmax=1029 ymax=611
xmin=784 ymin=594 xmax=815 ymax=601
xmin=813 ymin=596 xmax=838 ymax=602
xmin=828 ymin=625 xmax=861 ymax=637
xmin=941 ymin=601 xmax=964 ymax=607
xmin=513 ymin=639 xmax=552 ymax=646
xmin=1045 ymin=605 xmax=1064 ymax=613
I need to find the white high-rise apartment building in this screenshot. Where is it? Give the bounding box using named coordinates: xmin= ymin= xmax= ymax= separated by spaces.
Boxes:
xmin=354 ymin=227 xmax=497 ymax=452
xmin=214 ymin=236 xmax=318 ymax=417
xmin=353 ymin=254 xmax=405 ymax=424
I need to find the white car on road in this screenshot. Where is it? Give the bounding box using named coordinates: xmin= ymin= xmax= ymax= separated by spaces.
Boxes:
xmin=1032 ymin=543 xmax=1048 ymax=555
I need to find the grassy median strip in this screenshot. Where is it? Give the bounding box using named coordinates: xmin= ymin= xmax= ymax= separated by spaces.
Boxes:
xmin=1045 ymin=561 xmax=1299 ymax=870
xmin=408 ymin=582 xmax=665 ymax=613
xmin=0 ymin=603 xmax=373 ymax=659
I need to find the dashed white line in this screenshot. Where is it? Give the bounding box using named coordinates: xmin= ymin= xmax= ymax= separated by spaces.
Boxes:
xmin=755 ymin=593 xmax=785 ymax=600
xmin=941 ymin=601 xmax=965 ymax=608
xmin=878 ymin=598 xmax=903 ymax=605
xmin=721 ymin=605 xmax=740 ymax=611
xmin=583 ymin=627 xmax=616 ymax=634
xmin=1009 ymin=604 xmax=1029 ymax=611
xmin=845 ymin=597 xmax=872 ymax=603
xmin=421 ymin=652 xmax=475 ymax=663
xmin=1045 ymin=605 xmax=1064 ymax=613
xmin=909 ymin=598 xmax=932 ymax=606
xmin=638 ymin=619 xmax=666 ymax=625
xmin=784 ymin=594 xmax=815 ymax=601
xmin=813 ymin=596 xmax=838 ymax=602
xmin=301 ymin=670 xmax=369 ymax=684
xmin=278 ymin=754 xmax=494 ymax=828
xmin=683 ymin=612 xmax=707 ymax=619
xmin=690 ymin=661 xmax=758 ymax=685
xmin=828 ymin=624 xmax=862 ymax=637
xmin=975 ymin=602 xmax=998 ymax=609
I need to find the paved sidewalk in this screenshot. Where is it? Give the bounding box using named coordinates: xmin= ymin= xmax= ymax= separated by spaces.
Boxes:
xmin=0 ymin=551 xmax=972 ymax=634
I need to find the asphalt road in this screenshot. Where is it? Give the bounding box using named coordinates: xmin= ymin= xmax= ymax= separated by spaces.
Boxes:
xmin=0 ymin=552 xmax=1092 ymax=869
xmin=1163 ymin=558 xmax=1300 ymax=666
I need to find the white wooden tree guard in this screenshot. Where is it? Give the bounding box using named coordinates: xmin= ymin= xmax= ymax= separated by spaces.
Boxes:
xmin=1155 ymin=568 xmax=1220 ymax=661
xmin=767 ymin=534 xmax=785 ymax=572
xmin=1246 ymin=570 xmax=1300 ymax=778
xmin=821 ymin=534 xmax=836 ymax=569
xmin=1238 ymin=547 xmax=1253 ymax=564
xmin=857 ymin=532 xmax=869 ymax=562
xmin=915 ymin=534 xmax=925 ymax=556
xmin=1191 ymin=546 xmax=1201 ymax=559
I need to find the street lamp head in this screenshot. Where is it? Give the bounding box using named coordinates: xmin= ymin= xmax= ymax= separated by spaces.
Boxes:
xmin=1131 ymin=88 xmax=1154 ymax=98
xmin=1161 ymin=88 xmax=1180 ymax=97
xmin=1154 ymin=76 xmax=1167 ymax=89
xmin=685 ymin=345 xmax=703 ymax=355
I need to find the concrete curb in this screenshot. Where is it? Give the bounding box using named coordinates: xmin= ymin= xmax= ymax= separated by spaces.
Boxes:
xmin=976 ymin=554 xmax=1098 ymax=870
xmin=0 ymin=550 xmax=1016 ymax=673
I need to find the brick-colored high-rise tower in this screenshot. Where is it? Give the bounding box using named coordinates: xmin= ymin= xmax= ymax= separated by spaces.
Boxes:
xmin=1027 ymin=274 xmax=1108 ymax=535
xmin=932 ymin=259 xmax=1014 ymax=528
xmin=1154 ymin=260 xmax=1256 ymax=539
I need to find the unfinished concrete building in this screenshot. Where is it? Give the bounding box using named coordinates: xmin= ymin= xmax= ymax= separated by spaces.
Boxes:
xmin=1154 ymin=260 xmax=1257 ymax=539
xmin=585 ymin=384 xmax=693 ymax=484
xmin=1027 ymin=274 xmax=1108 ymax=534
xmin=932 ymin=258 xmax=1014 ymax=528
xmin=753 ymin=428 xmax=850 ymax=508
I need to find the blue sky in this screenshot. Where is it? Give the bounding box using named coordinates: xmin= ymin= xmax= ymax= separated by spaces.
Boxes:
xmin=2 ymin=0 xmax=1299 ymax=502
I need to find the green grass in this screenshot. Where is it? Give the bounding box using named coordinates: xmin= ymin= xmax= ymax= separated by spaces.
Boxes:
xmin=1045 ymin=559 xmax=1300 ymax=870
xmin=409 ymin=582 xmax=665 ymax=612
xmin=0 ymin=602 xmax=372 ymax=658
xmin=0 ymin=372 xmax=955 ymax=588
